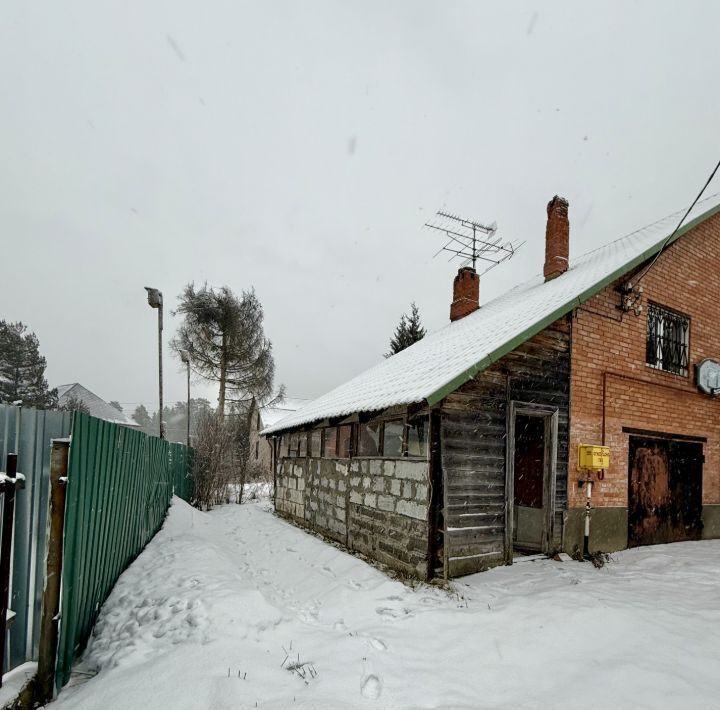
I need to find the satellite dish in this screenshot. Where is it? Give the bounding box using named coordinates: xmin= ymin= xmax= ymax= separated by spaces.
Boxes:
xmin=696 ymin=358 xmax=720 ymax=395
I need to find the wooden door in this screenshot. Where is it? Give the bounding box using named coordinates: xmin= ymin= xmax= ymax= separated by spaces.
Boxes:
xmin=628 ymin=437 xmax=703 ymax=547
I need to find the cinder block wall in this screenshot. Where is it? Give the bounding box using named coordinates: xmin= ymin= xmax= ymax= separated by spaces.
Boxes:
xmin=276 ymin=457 xmax=430 ymax=577
xmin=569 ymin=210 xmax=720 ymax=552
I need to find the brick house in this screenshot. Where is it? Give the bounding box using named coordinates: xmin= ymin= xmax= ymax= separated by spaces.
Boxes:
xmin=264 ymin=194 xmax=720 ymax=579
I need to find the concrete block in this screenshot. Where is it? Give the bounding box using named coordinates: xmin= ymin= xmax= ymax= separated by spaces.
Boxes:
xmin=338 ymin=479 xmax=347 ymax=492
xmin=702 ymin=505 xmax=720 ymax=539
xmin=349 ymin=491 xmax=362 ymax=504
xmin=372 ymin=478 xmax=385 ymax=494
xmin=415 ymin=484 xmax=428 ymax=502
xmin=395 ymin=460 xmax=427 ymax=481
xmin=403 ymin=481 xmax=413 ymax=499
xmin=364 ymin=493 xmax=377 ymax=508
xmin=396 ymin=499 xmax=427 ymax=520
xmin=362 ymin=477 xmax=371 ymax=489
xmin=368 ymin=460 xmax=385 ymax=476
xmin=378 ymin=495 xmax=395 ymax=512
xmin=390 ymin=479 xmax=401 ymax=496
xmin=350 ymin=477 xmax=361 ymax=487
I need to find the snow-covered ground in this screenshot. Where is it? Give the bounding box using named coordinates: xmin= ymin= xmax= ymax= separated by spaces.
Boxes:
xmin=52 ymin=498 xmax=720 ymax=710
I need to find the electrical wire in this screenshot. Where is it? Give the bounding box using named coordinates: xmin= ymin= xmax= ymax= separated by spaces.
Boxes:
xmin=633 ymin=156 xmax=720 ymax=285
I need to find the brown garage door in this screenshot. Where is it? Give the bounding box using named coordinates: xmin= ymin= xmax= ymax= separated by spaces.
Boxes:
xmin=628 ymin=436 xmax=703 ymax=547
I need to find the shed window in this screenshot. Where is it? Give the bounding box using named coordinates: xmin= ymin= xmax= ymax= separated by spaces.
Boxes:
xmin=298 ymin=432 xmax=307 ymax=458
xmin=383 ymin=419 xmax=404 ymax=457
xmin=646 ymin=303 xmax=689 ymax=376
xmin=288 ymin=433 xmax=300 ymax=457
xmin=406 ymin=417 xmax=428 ymax=458
xmin=310 ymin=430 xmax=322 ymax=458
xmin=357 ymin=421 xmax=381 ymax=457
xmin=337 ymin=424 xmax=353 ymax=458
xmin=324 ymin=427 xmax=337 ymax=458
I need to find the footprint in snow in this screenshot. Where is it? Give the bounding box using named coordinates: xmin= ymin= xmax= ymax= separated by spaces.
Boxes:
xmin=361 ymin=673 xmax=382 ymax=699
xmin=375 ymin=607 xmax=412 ymax=620
xmin=367 ymin=637 xmax=387 ymax=651
xmin=419 ymin=596 xmax=442 ymax=606
xmin=375 ymin=607 xmax=398 ymax=619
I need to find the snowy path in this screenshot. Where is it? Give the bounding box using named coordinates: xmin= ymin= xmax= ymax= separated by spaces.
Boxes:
xmin=53 ymin=498 xmax=720 ymax=709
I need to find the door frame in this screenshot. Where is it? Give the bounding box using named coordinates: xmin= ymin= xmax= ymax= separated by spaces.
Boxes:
xmin=505 ymin=401 xmax=559 ymax=561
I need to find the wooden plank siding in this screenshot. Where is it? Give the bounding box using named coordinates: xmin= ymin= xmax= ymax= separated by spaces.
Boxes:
xmin=440 ymin=316 xmax=571 ymax=577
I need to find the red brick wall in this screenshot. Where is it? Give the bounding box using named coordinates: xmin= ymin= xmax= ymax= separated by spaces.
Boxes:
xmin=569 ymin=211 xmax=720 ymax=509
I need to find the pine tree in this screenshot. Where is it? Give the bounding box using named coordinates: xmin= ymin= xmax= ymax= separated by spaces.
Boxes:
xmin=108 ymin=401 xmax=123 ymax=412
xmin=132 ymin=404 xmax=153 ymax=433
xmin=0 ymin=320 xmax=57 ymax=408
xmin=385 ymin=302 xmax=426 ymax=357
xmin=171 ymin=283 xmax=279 ymax=416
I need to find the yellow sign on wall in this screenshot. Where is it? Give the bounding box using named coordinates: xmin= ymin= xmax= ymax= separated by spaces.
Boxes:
xmin=578 ymin=444 xmax=610 ymax=470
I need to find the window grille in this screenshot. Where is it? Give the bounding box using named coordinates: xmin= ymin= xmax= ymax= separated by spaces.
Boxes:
xmin=646 ymin=304 xmax=689 ymax=376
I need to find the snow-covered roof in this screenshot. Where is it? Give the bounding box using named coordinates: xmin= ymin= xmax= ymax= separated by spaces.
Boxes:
xmin=260 ymin=398 xmax=310 ymax=428
xmin=263 ymin=194 xmax=720 ymax=435
xmin=56 ymin=383 xmax=139 ymax=427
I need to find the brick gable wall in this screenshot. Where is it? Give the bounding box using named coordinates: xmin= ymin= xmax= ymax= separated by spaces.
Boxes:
xmin=568 ymin=211 xmax=720 ymax=548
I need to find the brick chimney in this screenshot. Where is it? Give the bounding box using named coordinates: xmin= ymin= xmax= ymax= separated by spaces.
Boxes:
xmin=544 ymin=195 xmax=570 ymax=280
xmin=450 ymin=266 xmax=480 ymax=321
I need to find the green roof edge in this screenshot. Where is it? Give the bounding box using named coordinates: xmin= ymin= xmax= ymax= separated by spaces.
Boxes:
xmin=425 ymin=200 xmax=720 ymax=406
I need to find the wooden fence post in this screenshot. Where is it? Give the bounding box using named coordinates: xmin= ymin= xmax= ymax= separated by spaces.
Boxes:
xmin=36 ymin=439 xmax=69 ymax=703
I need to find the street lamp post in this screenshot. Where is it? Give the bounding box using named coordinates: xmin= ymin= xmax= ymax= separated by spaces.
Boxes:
xmin=144 ymin=286 xmax=164 ymax=439
xmin=180 ymin=349 xmax=191 ymax=448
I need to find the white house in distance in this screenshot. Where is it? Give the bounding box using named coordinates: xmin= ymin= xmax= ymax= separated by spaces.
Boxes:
xmin=56 ymin=383 xmax=138 ymax=427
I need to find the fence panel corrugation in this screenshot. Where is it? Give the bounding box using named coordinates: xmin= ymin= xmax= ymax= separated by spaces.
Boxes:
xmin=170 ymin=442 xmax=194 ymax=503
xmin=56 ymin=413 xmax=192 ymax=688
xmin=0 ymin=404 xmax=72 ymax=672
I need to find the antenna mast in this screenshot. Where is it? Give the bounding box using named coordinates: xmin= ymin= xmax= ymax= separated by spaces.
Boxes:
xmin=425 ymin=210 xmax=524 ymax=273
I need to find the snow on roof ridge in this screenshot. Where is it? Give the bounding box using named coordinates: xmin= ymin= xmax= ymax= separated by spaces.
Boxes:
xmin=263 ymin=193 xmax=720 ymax=435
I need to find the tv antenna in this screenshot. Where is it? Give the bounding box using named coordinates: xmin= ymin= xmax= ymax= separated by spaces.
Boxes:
xmin=424 ymin=210 xmax=524 ymax=273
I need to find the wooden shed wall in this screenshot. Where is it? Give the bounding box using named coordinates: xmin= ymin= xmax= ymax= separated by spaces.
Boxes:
xmin=440 ymin=316 xmax=571 ymax=577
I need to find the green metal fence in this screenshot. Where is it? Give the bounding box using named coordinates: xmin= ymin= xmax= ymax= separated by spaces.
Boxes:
xmin=56 ymin=413 xmax=193 ymax=688
xmin=169 ymin=441 xmax=194 ymax=504
xmin=0 ymin=405 xmax=72 ymax=672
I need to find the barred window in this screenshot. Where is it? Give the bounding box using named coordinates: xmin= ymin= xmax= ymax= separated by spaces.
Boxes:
xmin=646 ymin=304 xmax=689 ymax=376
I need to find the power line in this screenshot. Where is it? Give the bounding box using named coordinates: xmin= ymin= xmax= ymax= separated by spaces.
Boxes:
xmin=633 ymin=156 xmax=720 ymax=286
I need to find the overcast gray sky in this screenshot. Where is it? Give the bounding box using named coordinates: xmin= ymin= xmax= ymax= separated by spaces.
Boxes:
xmin=3 ymin=1 xmax=719 ymax=416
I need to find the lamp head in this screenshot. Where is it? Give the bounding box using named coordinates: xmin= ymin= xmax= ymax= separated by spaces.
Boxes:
xmin=144 ymin=287 xmax=163 ymax=309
